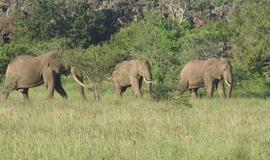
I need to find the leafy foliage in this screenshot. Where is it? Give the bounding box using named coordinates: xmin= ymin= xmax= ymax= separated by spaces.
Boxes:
xmin=228 ymin=0 xmax=270 ymax=76
xmin=0 ymin=43 xmax=32 ymax=75
xmin=15 ymin=0 xmax=118 ymax=48
xmin=61 ymin=43 xmax=128 ymax=100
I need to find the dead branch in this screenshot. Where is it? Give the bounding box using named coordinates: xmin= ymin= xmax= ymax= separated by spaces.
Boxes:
xmin=159 ymin=0 xmax=187 ymax=23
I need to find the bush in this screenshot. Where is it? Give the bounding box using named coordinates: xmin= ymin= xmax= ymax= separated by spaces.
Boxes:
xmin=15 ymin=0 xmax=116 ymax=48
xmin=228 ymin=0 xmax=270 ymax=75
xmin=0 ymin=43 xmax=32 ymax=75
xmin=233 ymin=75 xmax=270 ymax=98
xmin=106 ymin=12 xmax=232 ymax=99
xmin=61 ymin=42 xmax=128 ymax=101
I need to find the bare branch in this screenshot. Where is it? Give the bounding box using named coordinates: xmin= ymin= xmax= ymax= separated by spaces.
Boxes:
xmin=159 ymin=0 xmax=186 ymax=23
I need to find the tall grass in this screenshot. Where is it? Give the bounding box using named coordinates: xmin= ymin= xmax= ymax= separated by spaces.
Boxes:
xmin=0 ymin=80 xmax=269 ymax=160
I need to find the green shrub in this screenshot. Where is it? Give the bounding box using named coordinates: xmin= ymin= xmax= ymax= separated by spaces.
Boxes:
xmin=15 ymin=0 xmax=114 ymax=48
xmin=0 ymin=43 xmax=32 ymax=75
xmin=233 ymin=75 xmax=270 ymax=98
xmin=61 ymin=42 xmax=129 ymax=101
xmin=229 ymin=0 xmax=270 ymax=75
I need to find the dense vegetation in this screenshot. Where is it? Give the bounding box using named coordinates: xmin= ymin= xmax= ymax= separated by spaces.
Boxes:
xmin=1 ymin=0 xmax=270 ymax=98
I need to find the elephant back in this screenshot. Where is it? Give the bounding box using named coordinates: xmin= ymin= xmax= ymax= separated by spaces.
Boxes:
xmin=181 ymin=59 xmax=205 ymax=75
xmin=112 ymin=60 xmax=129 ymax=78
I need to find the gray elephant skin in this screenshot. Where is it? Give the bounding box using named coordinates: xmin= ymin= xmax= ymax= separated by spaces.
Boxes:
xmin=108 ymin=60 xmax=153 ymax=97
xmin=0 ymin=50 xmax=86 ymax=100
xmin=179 ymin=58 xmax=233 ymax=98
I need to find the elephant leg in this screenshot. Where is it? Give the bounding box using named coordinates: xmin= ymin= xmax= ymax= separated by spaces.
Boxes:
xmin=121 ymin=86 xmax=128 ymax=93
xmin=116 ymin=83 xmax=123 ymax=98
xmin=117 ymin=86 xmax=128 ymax=98
xmin=47 ymin=81 xmax=55 ymax=99
xmin=55 ymin=75 xmax=68 ymax=99
xmin=1 ymin=89 xmax=11 ymax=99
xmin=205 ymin=81 xmax=214 ymax=98
xmin=20 ymin=88 xmax=29 ymax=100
xmin=43 ymin=70 xmax=55 ymax=99
xmin=138 ymin=77 xmax=143 ymax=91
xmin=1 ymin=87 xmax=13 ymax=99
xmin=131 ymin=77 xmax=141 ymax=97
xmin=189 ymin=88 xmax=198 ymax=98
xmin=217 ymin=80 xmax=225 ymax=98
xmin=1 ymin=80 xmax=17 ymax=99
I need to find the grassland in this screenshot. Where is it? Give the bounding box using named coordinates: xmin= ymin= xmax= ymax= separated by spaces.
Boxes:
xmin=0 ymin=80 xmax=270 ymax=160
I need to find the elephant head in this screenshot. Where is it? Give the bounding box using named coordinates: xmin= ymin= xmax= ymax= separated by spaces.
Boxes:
xmin=136 ymin=60 xmax=153 ymax=96
xmin=206 ymin=58 xmax=233 ymax=97
xmin=42 ymin=51 xmax=65 ymax=74
xmin=138 ymin=60 xmax=153 ymax=84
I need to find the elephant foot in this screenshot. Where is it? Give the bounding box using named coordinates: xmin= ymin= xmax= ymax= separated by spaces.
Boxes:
xmin=190 ymin=89 xmax=198 ymax=98
xmin=191 ymin=93 xmax=197 ymax=98
xmin=46 ymin=96 xmax=54 ymax=100
xmin=133 ymin=94 xmax=142 ymax=98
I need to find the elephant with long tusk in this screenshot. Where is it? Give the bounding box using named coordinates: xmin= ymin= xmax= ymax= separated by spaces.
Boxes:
xmin=107 ymin=60 xmax=153 ymax=97
xmin=179 ymin=58 xmax=233 ymax=98
xmin=0 ymin=50 xmax=86 ymax=100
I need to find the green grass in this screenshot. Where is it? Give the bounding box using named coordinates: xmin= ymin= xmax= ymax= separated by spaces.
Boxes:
xmin=0 ymin=80 xmax=270 ymax=160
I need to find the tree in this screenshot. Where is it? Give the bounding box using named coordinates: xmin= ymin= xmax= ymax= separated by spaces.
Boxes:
xmin=228 ymin=0 xmax=270 ymax=75
xmin=61 ymin=43 xmax=128 ymax=101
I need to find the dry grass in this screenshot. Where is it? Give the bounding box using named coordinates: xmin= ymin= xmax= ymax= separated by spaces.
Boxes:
xmin=0 ymin=81 xmax=269 ymax=160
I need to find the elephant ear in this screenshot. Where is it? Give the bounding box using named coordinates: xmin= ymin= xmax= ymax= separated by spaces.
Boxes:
xmin=204 ymin=58 xmax=222 ymax=79
xmin=144 ymin=60 xmax=151 ymax=69
xmin=45 ymin=51 xmax=64 ymax=74
xmin=48 ymin=59 xmax=63 ymax=74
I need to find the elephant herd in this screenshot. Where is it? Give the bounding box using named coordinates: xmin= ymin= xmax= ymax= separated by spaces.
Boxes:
xmin=0 ymin=50 xmax=233 ymax=100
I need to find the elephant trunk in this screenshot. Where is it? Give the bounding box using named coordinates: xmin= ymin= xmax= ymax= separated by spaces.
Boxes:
xmin=143 ymin=70 xmax=153 ymax=95
xmin=224 ymin=73 xmax=233 ymax=98
xmin=227 ymin=85 xmax=232 ymax=98
xmin=148 ymin=82 xmax=152 ymax=96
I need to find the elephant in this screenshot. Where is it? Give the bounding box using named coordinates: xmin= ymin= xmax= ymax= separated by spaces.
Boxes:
xmin=107 ymin=60 xmax=153 ymax=97
xmin=0 ymin=50 xmax=86 ymax=100
xmin=179 ymin=58 xmax=233 ymax=98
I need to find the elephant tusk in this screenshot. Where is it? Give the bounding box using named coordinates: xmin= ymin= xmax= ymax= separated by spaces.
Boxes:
xmin=143 ymin=77 xmax=153 ymax=84
xmin=72 ymin=74 xmax=91 ymax=88
xmin=225 ymin=79 xmax=232 ymax=87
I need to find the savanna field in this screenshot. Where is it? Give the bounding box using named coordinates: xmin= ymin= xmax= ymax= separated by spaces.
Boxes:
xmin=0 ymin=79 xmax=269 ymax=160
xmin=1 ymin=0 xmax=270 ymax=159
